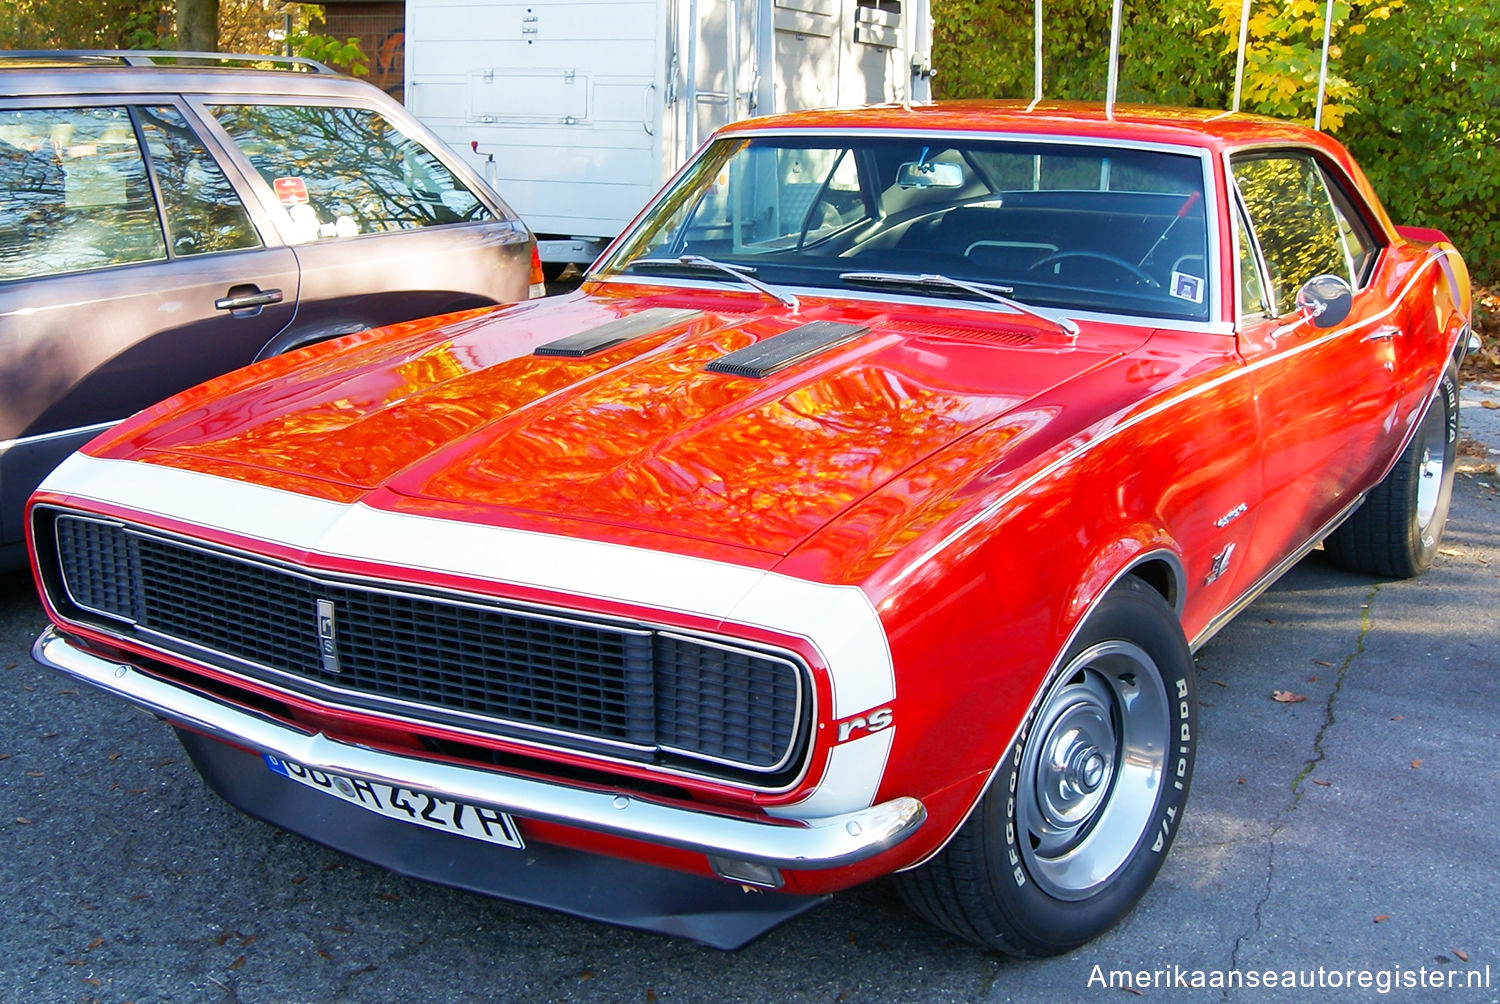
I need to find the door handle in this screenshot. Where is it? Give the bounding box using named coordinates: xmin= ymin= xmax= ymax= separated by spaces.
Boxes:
xmin=1361 ymin=325 xmax=1400 ymax=343
xmin=215 ymin=288 xmax=284 ymax=311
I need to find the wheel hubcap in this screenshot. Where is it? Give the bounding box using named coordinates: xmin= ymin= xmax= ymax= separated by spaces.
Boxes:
xmin=1018 ymin=640 xmax=1170 ymax=900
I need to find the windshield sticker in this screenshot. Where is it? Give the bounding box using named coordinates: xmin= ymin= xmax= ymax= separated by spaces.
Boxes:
xmin=1170 ymin=272 xmax=1204 ymax=304
xmin=274 ymin=177 xmax=310 ymax=206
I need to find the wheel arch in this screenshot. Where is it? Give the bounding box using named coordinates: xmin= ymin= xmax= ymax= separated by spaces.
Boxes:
xmin=895 ymin=545 xmax=1188 ymax=872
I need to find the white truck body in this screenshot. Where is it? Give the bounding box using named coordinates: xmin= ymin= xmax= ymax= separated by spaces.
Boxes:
xmin=404 ymin=0 xmax=932 ymax=269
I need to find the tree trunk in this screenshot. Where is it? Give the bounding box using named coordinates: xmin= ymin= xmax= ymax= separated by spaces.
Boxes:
xmin=177 ymin=0 xmax=220 ymax=52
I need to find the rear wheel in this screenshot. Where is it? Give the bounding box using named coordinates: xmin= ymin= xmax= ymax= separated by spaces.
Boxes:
xmin=1324 ymin=363 xmax=1459 ymax=578
xmin=896 ymin=577 xmax=1196 ymax=956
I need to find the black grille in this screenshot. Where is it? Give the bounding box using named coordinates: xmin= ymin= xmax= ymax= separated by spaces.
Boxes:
xmin=47 ymin=513 xmax=806 ymax=778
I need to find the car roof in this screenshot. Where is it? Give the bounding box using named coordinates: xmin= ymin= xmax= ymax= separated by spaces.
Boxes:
xmin=718 ymin=100 xmax=1338 ymax=157
xmin=0 ymin=50 xmax=377 ymax=101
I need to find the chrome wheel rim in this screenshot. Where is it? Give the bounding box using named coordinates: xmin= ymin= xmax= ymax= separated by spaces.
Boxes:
xmin=1414 ymin=399 xmax=1449 ymax=530
xmin=1017 ymin=640 xmax=1169 ymax=900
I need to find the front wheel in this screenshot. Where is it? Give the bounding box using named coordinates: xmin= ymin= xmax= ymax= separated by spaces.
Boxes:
xmin=1324 ymin=363 xmax=1459 ymax=578
xmin=896 ymin=577 xmax=1196 ymax=956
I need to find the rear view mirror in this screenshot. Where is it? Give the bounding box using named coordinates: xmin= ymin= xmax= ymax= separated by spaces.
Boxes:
xmin=896 ymin=160 xmax=964 ymax=189
xmin=1295 ymin=274 xmax=1353 ymax=328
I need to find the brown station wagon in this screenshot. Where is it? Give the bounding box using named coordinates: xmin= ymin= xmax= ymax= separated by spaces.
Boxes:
xmin=0 ymin=51 xmax=540 ymax=567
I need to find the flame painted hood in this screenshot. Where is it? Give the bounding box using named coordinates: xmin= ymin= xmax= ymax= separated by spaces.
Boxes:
xmin=89 ymin=289 xmax=1150 ymax=556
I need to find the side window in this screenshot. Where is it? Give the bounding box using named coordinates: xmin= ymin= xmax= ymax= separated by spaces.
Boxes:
xmin=207 ymin=103 xmax=493 ymax=242
xmin=136 ymin=106 xmax=261 ymax=257
xmin=1235 ymin=206 xmax=1271 ymax=318
xmin=0 ymin=106 xmax=165 ymax=281
xmin=1325 ymin=176 xmax=1380 ymax=286
xmin=1230 ymin=154 xmax=1346 ymax=315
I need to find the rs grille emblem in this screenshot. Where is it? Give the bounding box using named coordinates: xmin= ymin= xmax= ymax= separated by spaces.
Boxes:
xmin=316 ymin=599 xmax=341 ymax=674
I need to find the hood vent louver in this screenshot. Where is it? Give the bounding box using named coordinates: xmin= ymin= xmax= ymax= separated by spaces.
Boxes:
xmin=705 ymin=321 xmax=870 ymax=379
xmin=535 ymin=307 xmax=703 ymax=358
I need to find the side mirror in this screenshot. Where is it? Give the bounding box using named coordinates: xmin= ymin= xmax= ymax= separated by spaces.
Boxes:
xmin=1295 ymin=273 xmax=1353 ymax=328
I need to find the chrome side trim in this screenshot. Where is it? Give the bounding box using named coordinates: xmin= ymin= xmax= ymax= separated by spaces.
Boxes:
xmin=0 ymin=419 xmax=122 ymax=456
xmin=33 ymin=628 xmax=925 ymax=870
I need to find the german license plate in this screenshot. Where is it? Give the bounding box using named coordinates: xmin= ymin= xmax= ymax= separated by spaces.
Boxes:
xmin=264 ymin=753 xmax=524 ymax=849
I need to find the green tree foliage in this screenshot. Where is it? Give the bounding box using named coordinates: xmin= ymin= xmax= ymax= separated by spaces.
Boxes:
xmin=1 ymin=1 xmax=171 ymax=49
xmin=932 ymin=0 xmax=1498 ymax=282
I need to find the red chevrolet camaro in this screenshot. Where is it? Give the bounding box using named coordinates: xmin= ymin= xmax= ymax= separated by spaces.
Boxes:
xmin=28 ymin=102 xmax=1471 ymax=953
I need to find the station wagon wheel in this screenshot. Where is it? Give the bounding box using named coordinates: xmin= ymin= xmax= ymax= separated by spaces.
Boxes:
xmin=896 ymin=577 xmax=1196 ymax=956
xmin=1324 ymin=361 xmax=1459 ymax=578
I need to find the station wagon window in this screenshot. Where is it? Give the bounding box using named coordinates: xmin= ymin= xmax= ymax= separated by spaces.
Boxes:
xmin=0 ymin=106 xmax=165 ymax=281
xmin=137 ymin=106 xmax=261 ymax=257
xmin=207 ymin=104 xmax=492 ymax=243
xmin=603 ymin=135 xmax=1212 ymax=322
xmin=1231 ymin=153 xmax=1376 ymax=316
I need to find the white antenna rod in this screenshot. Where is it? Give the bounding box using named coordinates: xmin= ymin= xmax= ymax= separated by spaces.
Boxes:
xmin=1029 ymin=0 xmax=1043 ymax=110
xmin=1105 ymin=0 xmax=1123 ymax=118
xmin=1232 ymin=0 xmax=1251 ymax=112
xmin=1314 ymin=0 xmax=1334 ymax=129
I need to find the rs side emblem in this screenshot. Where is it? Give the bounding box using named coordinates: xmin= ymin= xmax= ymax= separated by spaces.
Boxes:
xmin=316 ymin=599 xmax=340 ymax=674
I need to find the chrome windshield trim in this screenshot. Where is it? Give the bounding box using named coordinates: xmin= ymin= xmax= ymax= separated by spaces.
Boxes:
xmin=34 ymin=628 xmax=925 ymax=870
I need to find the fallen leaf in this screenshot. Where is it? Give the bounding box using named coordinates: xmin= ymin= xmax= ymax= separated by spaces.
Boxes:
xmin=1482 ymin=400 xmax=1499 ymax=410
xmin=1411 ymin=760 xmax=1422 ymax=769
xmin=1123 ymin=988 xmax=1144 ymax=997
xmin=1272 ymin=690 xmax=1307 ymax=703
xmin=22 ymin=685 xmax=35 ymax=692
xmin=25 ymin=770 xmax=42 ymax=777
xmin=1307 ymin=676 xmax=1318 ymax=683
xmin=58 ymin=688 xmax=79 ymax=695
xmin=1265 ymin=618 xmax=1277 ymax=625
xmin=127 ymin=787 xmax=147 ymax=794
xmin=646 ymin=992 xmax=658 ymax=1003
xmin=1374 ymin=914 xmax=1390 ymax=923
xmin=292 ymin=876 xmax=307 ymax=886
xmin=129 ymin=894 xmax=150 ymax=902
xmin=3 ymin=663 xmax=15 ymax=670
xmin=214 ymin=933 xmax=231 ymax=947
xmin=83 ymin=977 xmax=101 ymax=986
xmin=332 ymin=926 xmax=352 ymax=935
xmin=378 ymin=892 xmax=400 ymax=902
xmin=1312 ymin=779 xmax=1331 ymax=786
xmin=1391 ymin=715 xmax=1405 ymax=721
xmin=579 ymin=969 xmax=594 ymax=981
xmin=108 ymin=753 xmax=121 ymax=761
xmin=1237 ymin=777 xmax=1246 ymax=784
xmin=322 ymin=862 xmax=343 ymax=872
xmin=1454 ymin=949 xmax=1469 ymax=962
xmin=238 ymin=935 xmax=256 ymax=946
xmin=155 ymin=759 xmax=175 ymax=767
xmin=317 ymin=950 xmax=333 ymax=960
xmin=1313 ymin=659 xmax=1333 ymax=667
xmin=65 ymin=960 xmax=85 ymax=966
xmin=41 ymin=731 xmax=58 ymax=738
xmin=16 ymin=817 xmax=33 ymax=825
xmin=0 ymin=753 xmax=11 ymax=760
xmin=1213 ymin=680 xmax=1227 ymax=688
xmin=86 ymin=937 xmax=103 ymax=950
xmin=1439 ymin=548 xmax=1462 ymax=556
xmin=228 ymin=955 xmax=245 ymax=970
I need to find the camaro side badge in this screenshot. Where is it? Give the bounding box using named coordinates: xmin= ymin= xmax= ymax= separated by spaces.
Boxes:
xmin=1205 ymin=544 xmax=1235 ymax=586
xmin=316 ymin=599 xmax=341 ymax=674
xmin=1213 ymin=502 xmax=1247 ymax=528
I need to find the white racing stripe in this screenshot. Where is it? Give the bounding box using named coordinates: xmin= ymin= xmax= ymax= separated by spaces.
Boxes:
xmin=39 ymin=453 xmax=897 ymax=810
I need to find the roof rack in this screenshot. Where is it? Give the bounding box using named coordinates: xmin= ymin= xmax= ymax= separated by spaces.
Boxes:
xmin=0 ymin=49 xmax=337 ymax=74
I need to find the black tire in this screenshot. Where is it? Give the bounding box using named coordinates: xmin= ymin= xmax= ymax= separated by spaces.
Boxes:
xmin=896 ymin=577 xmax=1196 ymax=956
xmin=1324 ymin=363 xmax=1459 ymax=578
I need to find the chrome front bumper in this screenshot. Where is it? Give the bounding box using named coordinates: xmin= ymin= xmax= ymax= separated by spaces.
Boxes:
xmin=33 ymin=627 xmax=926 ymax=870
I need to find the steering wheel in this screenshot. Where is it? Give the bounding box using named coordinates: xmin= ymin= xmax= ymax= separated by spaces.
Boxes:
xmin=1029 ymin=250 xmax=1160 ymax=288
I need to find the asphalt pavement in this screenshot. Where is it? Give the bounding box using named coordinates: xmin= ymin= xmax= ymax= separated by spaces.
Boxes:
xmin=2 ymin=382 xmax=1497 ymax=1004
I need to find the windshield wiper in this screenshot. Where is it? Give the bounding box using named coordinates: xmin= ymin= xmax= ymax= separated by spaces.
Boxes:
xmin=839 ymin=271 xmax=1078 ymax=339
xmin=627 ymin=255 xmax=800 ymax=311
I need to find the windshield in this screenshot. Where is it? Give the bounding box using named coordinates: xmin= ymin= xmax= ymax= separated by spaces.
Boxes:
xmin=597 ymin=135 xmax=1213 ymax=322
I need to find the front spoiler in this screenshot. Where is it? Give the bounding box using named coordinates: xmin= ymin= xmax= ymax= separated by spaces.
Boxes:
xmin=33 ymin=628 xmax=926 ymax=872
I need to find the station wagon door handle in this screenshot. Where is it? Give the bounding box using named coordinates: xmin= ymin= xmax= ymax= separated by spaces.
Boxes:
xmin=1362 ymin=325 xmax=1401 ymax=342
xmin=215 ymin=288 xmax=284 ymax=311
